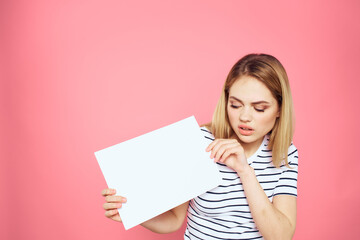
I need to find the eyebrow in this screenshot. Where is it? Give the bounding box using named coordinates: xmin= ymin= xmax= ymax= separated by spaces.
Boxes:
xmin=229 ymin=96 xmax=270 ymax=105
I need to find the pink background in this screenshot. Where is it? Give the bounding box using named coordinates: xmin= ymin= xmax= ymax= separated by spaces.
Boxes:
xmin=1 ymin=0 xmax=359 ymax=239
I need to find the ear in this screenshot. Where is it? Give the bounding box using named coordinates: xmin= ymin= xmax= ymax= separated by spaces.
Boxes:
xmin=276 ymin=110 xmax=280 ymax=118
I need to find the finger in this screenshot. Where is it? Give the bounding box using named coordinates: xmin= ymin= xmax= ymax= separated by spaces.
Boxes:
xmin=206 ymin=139 xmax=219 ymax=152
xmin=103 ymin=202 xmax=122 ymax=210
xmin=110 ymin=213 xmax=122 ymax=222
xmin=220 ymin=146 xmax=244 ymax=163
xmin=210 ymin=139 xmax=237 ymax=159
xmin=214 ymin=142 xmax=239 ymax=162
xmin=209 ymin=139 xmax=227 ymax=158
xmin=105 ymin=209 xmax=119 ymax=218
xmin=105 ymin=195 xmax=127 ymax=203
xmin=101 ymin=188 xmax=116 ymax=196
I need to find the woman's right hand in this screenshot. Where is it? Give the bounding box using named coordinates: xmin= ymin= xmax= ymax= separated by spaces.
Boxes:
xmin=101 ymin=188 xmax=127 ymax=222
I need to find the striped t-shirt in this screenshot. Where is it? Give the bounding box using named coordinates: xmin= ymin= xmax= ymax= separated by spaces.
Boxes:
xmin=184 ymin=127 xmax=299 ymax=240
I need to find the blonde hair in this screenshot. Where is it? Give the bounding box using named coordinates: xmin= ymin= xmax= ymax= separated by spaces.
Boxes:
xmin=205 ymin=53 xmax=294 ymax=167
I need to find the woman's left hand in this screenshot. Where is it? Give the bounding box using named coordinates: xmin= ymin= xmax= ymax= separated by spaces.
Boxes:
xmin=206 ymin=139 xmax=249 ymax=173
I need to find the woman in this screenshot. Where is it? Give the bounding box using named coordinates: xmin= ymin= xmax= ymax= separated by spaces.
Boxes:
xmin=102 ymin=53 xmax=298 ymax=239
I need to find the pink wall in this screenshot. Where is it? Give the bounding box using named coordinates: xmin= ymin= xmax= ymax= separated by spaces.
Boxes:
xmin=1 ymin=0 xmax=359 ymax=239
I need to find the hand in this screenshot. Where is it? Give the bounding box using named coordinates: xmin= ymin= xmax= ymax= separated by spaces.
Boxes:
xmin=206 ymin=139 xmax=249 ymax=173
xmin=101 ymin=188 xmax=127 ymax=222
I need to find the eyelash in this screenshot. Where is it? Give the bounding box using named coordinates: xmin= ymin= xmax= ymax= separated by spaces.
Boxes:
xmin=230 ymin=105 xmax=265 ymax=112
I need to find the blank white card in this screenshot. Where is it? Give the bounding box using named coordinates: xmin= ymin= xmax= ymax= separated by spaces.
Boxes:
xmin=95 ymin=116 xmax=221 ymax=230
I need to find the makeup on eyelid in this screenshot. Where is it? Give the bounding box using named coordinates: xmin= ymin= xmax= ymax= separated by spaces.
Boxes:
xmin=229 ymin=103 xmax=268 ymax=112
xmin=227 ymin=76 xmax=279 ymax=153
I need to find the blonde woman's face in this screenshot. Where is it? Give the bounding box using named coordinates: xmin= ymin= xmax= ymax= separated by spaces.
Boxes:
xmin=227 ymin=76 xmax=279 ymax=153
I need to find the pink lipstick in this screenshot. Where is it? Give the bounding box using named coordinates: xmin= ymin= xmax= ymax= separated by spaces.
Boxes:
xmin=238 ymin=125 xmax=254 ymax=136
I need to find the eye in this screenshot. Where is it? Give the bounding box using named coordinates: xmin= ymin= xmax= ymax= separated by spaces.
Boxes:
xmin=229 ymin=101 xmax=242 ymax=109
xmin=254 ymin=106 xmax=268 ymax=112
xmin=255 ymin=108 xmax=265 ymax=112
xmin=254 ymin=104 xmax=268 ymax=112
xmin=230 ymin=104 xmax=241 ymax=109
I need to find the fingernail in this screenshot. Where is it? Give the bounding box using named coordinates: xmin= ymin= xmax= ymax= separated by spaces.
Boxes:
xmin=122 ymin=198 xmax=127 ymax=203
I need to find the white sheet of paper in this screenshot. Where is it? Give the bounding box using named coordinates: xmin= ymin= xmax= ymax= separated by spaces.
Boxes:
xmin=95 ymin=116 xmax=221 ymax=230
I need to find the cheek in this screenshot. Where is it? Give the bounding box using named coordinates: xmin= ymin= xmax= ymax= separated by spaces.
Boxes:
xmin=227 ymin=108 xmax=237 ymax=126
xmin=258 ymin=113 xmax=278 ymax=129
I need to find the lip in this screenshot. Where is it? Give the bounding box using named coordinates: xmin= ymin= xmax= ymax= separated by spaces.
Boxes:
xmin=238 ymin=125 xmax=254 ymax=136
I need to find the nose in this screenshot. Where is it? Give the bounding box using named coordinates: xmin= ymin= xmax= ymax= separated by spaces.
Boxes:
xmin=239 ymin=106 xmax=252 ymax=122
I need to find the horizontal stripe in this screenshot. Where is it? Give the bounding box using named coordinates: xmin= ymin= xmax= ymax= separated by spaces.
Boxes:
xmin=288 ymin=149 xmax=298 ymax=156
xmin=279 ymin=177 xmax=297 ymax=181
xmin=259 ymin=180 xmax=279 ymax=184
xmin=218 ymin=182 xmax=243 ymax=188
xmin=206 ymin=189 xmax=245 ymax=195
xmin=219 ymin=169 xmax=237 ymax=173
xmin=283 ymin=169 xmax=298 ymax=174
xmin=198 ymin=195 xmax=247 ymax=203
xmin=273 ymin=192 xmax=297 ymax=197
xmin=252 ymin=160 xmax=272 ymax=164
xmin=201 ymin=128 xmax=212 ymax=134
xmin=189 ymin=204 xmax=251 ymax=226
xmin=222 ymin=176 xmax=240 ymax=181
xmin=256 ymin=172 xmax=282 ymax=177
xmin=253 ymin=166 xmax=276 ymax=171
xmin=186 ymin=131 xmax=298 ymax=240
xmin=211 ymin=217 xmax=254 ymax=228
xmin=275 ymin=184 xmax=297 ymax=189
xmin=216 ymin=162 xmax=227 ymax=167
xmin=187 ymin=220 xmax=232 ymax=240
xmin=192 ymin=206 xmax=252 ymax=217
xmin=204 ymin=136 xmax=215 ymax=141
xmin=187 ymin=217 xmax=262 ymax=239
xmin=187 ymin=226 xmax=207 ymax=240
xmin=194 ymin=199 xmax=249 ymax=210
xmin=190 ymin=211 xmax=234 ymax=229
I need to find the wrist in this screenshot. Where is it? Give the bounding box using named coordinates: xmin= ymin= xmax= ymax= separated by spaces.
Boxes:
xmin=236 ymin=164 xmax=254 ymax=178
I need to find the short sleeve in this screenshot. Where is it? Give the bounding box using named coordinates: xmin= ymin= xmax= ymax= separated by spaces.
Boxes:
xmin=200 ymin=126 xmax=215 ymax=141
xmin=273 ymin=144 xmax=299 ymax=197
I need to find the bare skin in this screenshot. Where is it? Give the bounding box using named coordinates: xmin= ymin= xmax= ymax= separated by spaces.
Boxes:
xmin=102 ymin=188 xmax=189 ymax=233
xmin=101 ymin=76 xmax=297 ymax=239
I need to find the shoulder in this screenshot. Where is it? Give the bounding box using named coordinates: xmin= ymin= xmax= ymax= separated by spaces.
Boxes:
xmin=281 ymin=142 xmax=298 ymax=170
xmin=271 ymin=141 xmax=298 ymax=168
xmin=287 ymin=143 xmax=298 ymax=162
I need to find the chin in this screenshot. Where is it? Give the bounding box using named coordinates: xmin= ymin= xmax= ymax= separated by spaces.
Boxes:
xmin=236 ymin=133 xmax=256 ymax=143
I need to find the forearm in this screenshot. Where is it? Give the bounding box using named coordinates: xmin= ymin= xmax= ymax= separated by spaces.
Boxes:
xmin=140 ymin=210 xmax=179 ymax=233
xmin=238 ymin=167 xmax=295 ymax=240
xmin=140 ymin=202 xmax=188 ymax=234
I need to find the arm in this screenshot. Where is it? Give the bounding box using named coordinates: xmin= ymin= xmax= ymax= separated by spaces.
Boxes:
xmin=102 ymin=188 xmax=189 ymax=234
xmin=141 ymin=201 xmax=189 ymax=233
xmin=207 ymin=139 xmax=297 ymax=240
xmin=238 ymin=167 xmax=296 ymax=240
